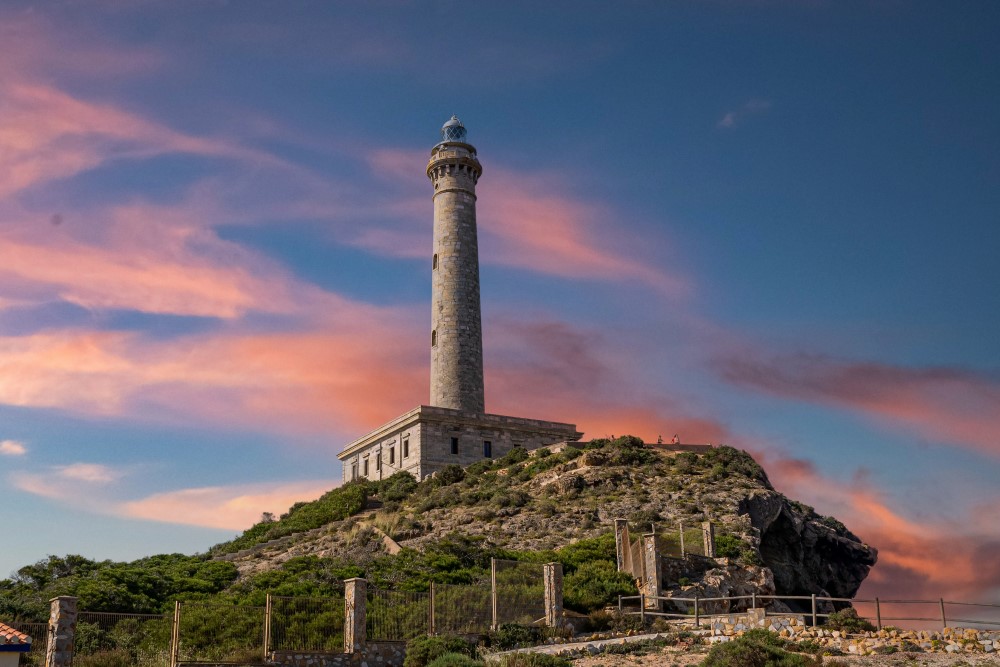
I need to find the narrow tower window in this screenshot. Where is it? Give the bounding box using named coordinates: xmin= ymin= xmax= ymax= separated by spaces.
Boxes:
xmin=363 ymin=458 xmax=369 ymax=476
xmin=389 ymin=446 xmax=395 ymax=465
xmin=431 ymin=330 xmax=437 ymax=347
xmin=433 ymin=254 xmax=438 ymax=270
xmin=483 ymin=440 xmax=492 ymax=458
xmin=450 ymin=437 xmax=459 ymax=455
xmin=403 ymin=437 xmax=410 ymax=458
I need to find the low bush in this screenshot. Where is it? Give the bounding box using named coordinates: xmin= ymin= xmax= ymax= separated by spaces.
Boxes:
xmin=488 ymin=623 xmax=540 ymax=650
xmin=426 ymin=653 xmax=482 ymax=667
xmin=824 ymin=608 xmax=876 ymax=634
xmin=494 ymin=653 xmax=569 ymax=667
xmin=404 ymin=635 xmax=474 ymax=667
xmin=700 ymin=629 xmax=820 ymax=666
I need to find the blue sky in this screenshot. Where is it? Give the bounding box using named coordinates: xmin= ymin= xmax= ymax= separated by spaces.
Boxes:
xmin=1 ymin=1 xmax=998 ymax=601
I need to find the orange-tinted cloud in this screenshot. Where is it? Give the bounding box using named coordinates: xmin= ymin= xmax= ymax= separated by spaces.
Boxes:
xmin=122 ymin=480 xmax=337 ymax=531
xmin=759 ymin=449 xmax=1000 ymax=603
xmin=362 ymin=149 xmax=689 ymax=296
xmin=718 ymin=353 xmax=1000 ymax=457
xmin=0 ymin=202 xmax=322 ymax=318
xmin=486 ymin=318 xmax=730 ymax=443
xmin=0 ymin=307 xmax=427 ymax=436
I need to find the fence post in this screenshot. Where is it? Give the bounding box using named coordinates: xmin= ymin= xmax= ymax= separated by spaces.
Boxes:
xmin=263 ymin=592 xmax=273 ymax=660
xmin=428 ymin=582 xmax=436 ymax=636
xmin=641 ymin=534 xmax=662 ymax=611
xmin=44 ymin=596 xmax=77 ymax=667
xmin=751 ymin=592 xmax=756 ymax=610
xmin=170 ymin=600 xmax=180 ymax=667
xmin=543 ymin=562 xmax=564 ymax=628
xmin=490 ymin=558 xmax=498 ymax=630
xmin=811 ymin=594 xmax=817 ymax=627
xmin=694 ymin=595 xmax=700 ymax=628
xmin=702 ymin=521 xmax=716 ymax=558
xmin=940 ymin=598 xmax=947 ymax=630
xmin=614 ymin=519 xmax=629 ymax=572
xmin=344 ymin=578 xmax=367 ymax=653
xmin=679 ymin=522 xmax=685 ymax=559
xmin=875 ymin=598 xmax=881 ymax=630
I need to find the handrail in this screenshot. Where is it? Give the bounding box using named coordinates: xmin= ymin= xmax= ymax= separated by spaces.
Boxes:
xmin=616 ymin=592 xmax=1000 ymax=631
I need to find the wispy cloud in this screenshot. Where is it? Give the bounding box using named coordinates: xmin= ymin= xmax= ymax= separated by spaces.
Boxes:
xmin=759 ymin=449 xmax=1000 ymax=602
xmin=361 ymin=149 xmax=690 ymax=297
xmin=718 ymin=98 xmax=772 ymax=129
xmin=717 ymin=353 xmax=1000 ymax=456
xmin=121 ymin=480 xmax=336 ymax=531
xmin=0 ymin=439 xmax=26 ymax=456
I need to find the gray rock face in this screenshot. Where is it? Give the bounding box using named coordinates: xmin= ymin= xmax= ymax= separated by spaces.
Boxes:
xmin=739 ymin=490 xmax=877 ymax=606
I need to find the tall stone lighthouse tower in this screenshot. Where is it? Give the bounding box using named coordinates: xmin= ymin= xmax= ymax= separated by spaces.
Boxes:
xmin=337 ymin=117 xmax=580 ymax=483
xmin=427 ymin=116 xmax=485 ymax=413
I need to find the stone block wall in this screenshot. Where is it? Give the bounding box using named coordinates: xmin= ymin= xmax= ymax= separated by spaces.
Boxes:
xmin=340 ymin=406 xmax=580 ymax=482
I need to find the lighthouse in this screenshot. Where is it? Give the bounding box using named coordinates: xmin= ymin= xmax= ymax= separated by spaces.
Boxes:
xmin=337 ymin=117 xmax=580 ymax=482
xmin=427 ymin=116 xmax=485 ymax=413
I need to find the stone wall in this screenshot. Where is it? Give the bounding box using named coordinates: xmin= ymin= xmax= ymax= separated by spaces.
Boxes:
xmin=270 ymin=642 xmax=405 ymax=667
xmin=340 ymin=406 xmax=581 ymax=482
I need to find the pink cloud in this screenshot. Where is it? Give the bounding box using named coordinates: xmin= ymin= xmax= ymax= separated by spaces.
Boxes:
xmin=0 ymin=439 xmax=26 ymax=456
xmin=362 ymin=149 xmax=689 ymax=296
xmin=718 ymin=353 xmax=1000 ymax=457
xmin=0 ymin=294 xmax=427 ymax=435
xmin=122 ymin=480 xmax=337 ymax=531
xmin=486 ymin=317 xmax=730 ymax=443
xmin=758 ymin=449 xmax=1000 ymax=603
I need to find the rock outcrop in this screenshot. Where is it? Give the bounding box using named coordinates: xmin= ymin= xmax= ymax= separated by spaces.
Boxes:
xmin=739 ymin=490 xmax=878 ymax=608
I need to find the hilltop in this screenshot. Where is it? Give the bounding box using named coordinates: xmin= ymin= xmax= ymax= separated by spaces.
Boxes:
xmin=0 ymin=438 xmax=877 ymax=621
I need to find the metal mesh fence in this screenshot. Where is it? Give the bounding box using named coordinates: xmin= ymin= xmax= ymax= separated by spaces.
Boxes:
xmin=366 ymin=589 xmax=429 ymax=641
xmin=73 ymin=612 xmax=172 ymax=667
xmin=433 ymin=584 xmax=492 ymax=635
xmin=657 ymin=526 xmax=708 ymax=558
xmin=493 ymin=559 xmax=545 ymax=626
xmin=269 ymin=595 xmax=345 ymax=653
xmin=10 ymin=622 xmax=45 ymax=667
xmin=175 ymin=602 xmax=265 ymax=663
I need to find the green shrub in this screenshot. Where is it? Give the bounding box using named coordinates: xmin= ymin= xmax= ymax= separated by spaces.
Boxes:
xmin=824 ymin=608 xmax=876 ymax=633
xmin=488 ymin=623 xmax=540 ymax=650
xmin=564 ymin=560 xmax=637 ymax=612
xmin=495 ymin=653 xmax=569 ymax=667
xmin=701 ymin=629 xmax=820 ymax=666
xmin=715 ymin=535 xmax=743 ymax=558
xmin=426 ymin=653 xmax=482 ymax=667
xmin=376 ymin=471 xmax=418 ymax=502
xmin=499 ymin=447 xmax=529 ymax=466
xmin=404 ymin=635 xmax=474 ymax=667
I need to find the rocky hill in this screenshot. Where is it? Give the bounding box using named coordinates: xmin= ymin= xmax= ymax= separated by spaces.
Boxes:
xmin=0 ymin=437 xmax=877 ymax=620
xmin=212 ymin=437 xmax=877 ymax=608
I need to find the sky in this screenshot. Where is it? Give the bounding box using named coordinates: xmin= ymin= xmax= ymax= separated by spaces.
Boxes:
xmin=1 ymin=1 xmax=998 ymax=606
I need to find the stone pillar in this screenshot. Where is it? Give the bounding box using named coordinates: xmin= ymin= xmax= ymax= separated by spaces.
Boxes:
xmin=344 ymin=578 xmax=367 ymax=653
xmin=427 ymin=116 xmax=485 ymax=413
xmin=45 ymin=596 xmax=77 ymax=667
xmin=543 ymin=562 xmax=564 ymax=628
xmin=641 ymin=535 xmax=662 ymax=611
xmin=702 ymin=521 xmax=716 ymax=558
xmin=614 ymin=519 xmax=629 ymax=572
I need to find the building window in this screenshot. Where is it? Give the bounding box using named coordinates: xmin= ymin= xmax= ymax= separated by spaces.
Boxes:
xmin=433 ymin=254 xmax=439 ymax=270
xmin=432 ymin=330 xmax=437 ymax=347
xmin=376 ymin=454 xmax=382 ymax=472
xmin=351 ymin=463 xmax=358 ymax=481
xmin=389 ymin=446 xmax=395 ymax=465
xmin=403 ymin=437 xmax=409 ymax=458
xmin=363 ymin=458 xmax=369 ymax=476
xmin=450 ymin=437 xmax=459 ymax=455
xmin=483 ymin=440 xmax=492 ymax=458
